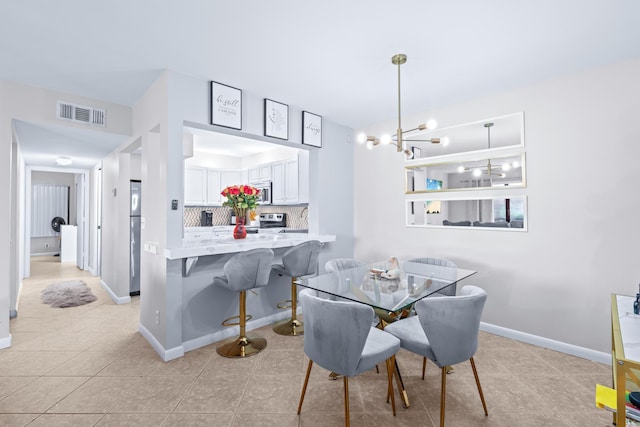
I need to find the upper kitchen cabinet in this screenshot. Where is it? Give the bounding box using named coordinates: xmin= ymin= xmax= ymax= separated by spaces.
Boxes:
xmin=205 ymin=169 xmax=221 ymax=205
xmin=249 ymin=163 xmax=271 ymax=183
xmin=272 ymin=152 xmax=308 ymax=205
xmin=184 ymin=167 xmax=206 ymax=205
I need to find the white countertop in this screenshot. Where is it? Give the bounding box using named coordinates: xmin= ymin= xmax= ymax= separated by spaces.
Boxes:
xmin=166 ymin=232 xmax=336 ymax=259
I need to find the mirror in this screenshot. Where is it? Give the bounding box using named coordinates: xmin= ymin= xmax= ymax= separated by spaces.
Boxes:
xmin=406 ymin=196 xmax=527 ymax=230
xmin=405 ymin=153 xmax=526 ymax=193
xmin=405 ymin=112 xmax=524 ymax=159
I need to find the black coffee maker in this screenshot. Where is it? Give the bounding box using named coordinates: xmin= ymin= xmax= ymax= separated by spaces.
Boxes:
xmin=200 ymin=211 xmax=213 ymax=226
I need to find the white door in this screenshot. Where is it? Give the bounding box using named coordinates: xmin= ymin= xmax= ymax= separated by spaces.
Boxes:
xmin=75 ymin=173 xmax=85 ymax=269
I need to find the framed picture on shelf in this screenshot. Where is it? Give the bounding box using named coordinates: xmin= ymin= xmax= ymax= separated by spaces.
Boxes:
xmin=210 ymin=81 xmax=242 ymax=130
xmin=264 ymin=98 xmax=289 ymax=140
xmin=302 ymin=111 xmax=322 ymax=148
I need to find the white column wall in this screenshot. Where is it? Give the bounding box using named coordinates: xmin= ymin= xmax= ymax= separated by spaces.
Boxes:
xmin=354 ymin=58 xmax=640 ymax=354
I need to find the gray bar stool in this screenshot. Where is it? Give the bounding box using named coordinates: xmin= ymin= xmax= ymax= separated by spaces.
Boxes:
xmin=214 ymin=248 xmax=274 ymax=358
xmin=272 ymin=240 xmax=322 ymax=336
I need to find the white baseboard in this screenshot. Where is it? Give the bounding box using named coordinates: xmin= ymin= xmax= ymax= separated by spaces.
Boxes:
xmin=99 ymin=280 xmax=131 ymax=305
xmin=138 ymin=323 xmax=184 ymax=362
xmin=0 ymin=334 xmax=12 ymax=349
xmin=480 ymin=322 xmax=610 ymax=365
xmin=86 ymin=266 xmax=96 ymax=276
xmin=182 ymin=309 xmax=292 ymax=353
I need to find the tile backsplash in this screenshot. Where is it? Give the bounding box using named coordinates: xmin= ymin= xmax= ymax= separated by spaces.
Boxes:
xmin=184 ymin=205 xmax=309 ymax=229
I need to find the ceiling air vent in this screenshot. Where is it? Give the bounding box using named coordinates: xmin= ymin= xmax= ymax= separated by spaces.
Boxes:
xmin=56 ymin=101 xmax=106 ymax=127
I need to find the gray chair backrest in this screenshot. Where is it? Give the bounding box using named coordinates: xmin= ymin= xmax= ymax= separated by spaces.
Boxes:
xmin=414 ymin=285 xmax=487 ymax=366
xmin=282 ymin=240 xmax=322 ymax=277
xmin=219 ymin=248 xmax=275 ymax=292
xmin=325 ymin=258 xmax=369 ymax=293
xmin=405 ymin=258 xmax=457 ymax=296
xmin=299 ymin=288 xmax=374 ymax=377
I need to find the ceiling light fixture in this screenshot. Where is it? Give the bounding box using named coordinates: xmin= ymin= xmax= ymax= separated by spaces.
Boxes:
xmin=455 ymin=123 xmax=521 ymax=178
xmin=55 ymin=156 xmax=72 ymax=166
xmin=357 ymin=54 xmax=438 ymax=159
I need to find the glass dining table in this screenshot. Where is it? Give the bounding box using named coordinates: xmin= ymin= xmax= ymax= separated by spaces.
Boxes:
xmin=294 ymin=258 xmax=477 ymax=408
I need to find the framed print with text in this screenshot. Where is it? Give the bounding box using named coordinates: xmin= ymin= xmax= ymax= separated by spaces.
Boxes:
xmin=210 ymin=81 xmax=242 ymax=130
xmin=264 ymin=98 xmax=289 ymax=140
xmin=302 ymin=111 xmax=322 ymax=148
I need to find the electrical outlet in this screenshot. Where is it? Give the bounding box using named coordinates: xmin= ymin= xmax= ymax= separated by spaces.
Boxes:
xmin=45 ymin=243 xmax=49 ymax=248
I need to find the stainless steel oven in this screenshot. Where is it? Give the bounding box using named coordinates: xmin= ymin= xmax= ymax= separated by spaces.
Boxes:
xmin=256 ymin=182 xmax=272 ymax=205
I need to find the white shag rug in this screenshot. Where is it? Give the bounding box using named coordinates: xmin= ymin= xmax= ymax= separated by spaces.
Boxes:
xmin=41 ymin=280 xmax=97 ymax=308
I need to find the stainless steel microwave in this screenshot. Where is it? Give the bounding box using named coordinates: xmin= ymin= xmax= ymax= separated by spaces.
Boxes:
xmin=256 ymin=182 xmax=272 ymax=204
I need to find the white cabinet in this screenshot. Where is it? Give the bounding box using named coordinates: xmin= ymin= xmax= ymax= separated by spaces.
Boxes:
xmin=220 ymin=170 xmax=243 ymax=190
xmin=206 ymin=169 xmax=221 ymax=205
xmin=185 ymin=167 xmax=244 ymax=206
xmin=184 ymin=167 xmax=206 ymax=205
xmin=272 ymin=156 xmax=300 ymax=204
xmin=249 ymin=163 xmax=272 ymax=183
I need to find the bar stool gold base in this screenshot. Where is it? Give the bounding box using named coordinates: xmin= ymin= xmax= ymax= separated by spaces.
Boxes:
xmin=216 ymin=335 xmax=267 ymax=358
xmin=273 ymin=317 xmax=304 ymax=336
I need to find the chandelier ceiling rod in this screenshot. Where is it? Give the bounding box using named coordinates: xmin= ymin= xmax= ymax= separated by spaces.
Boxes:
xmin=393 ymin=54 xmax=406 ymax=153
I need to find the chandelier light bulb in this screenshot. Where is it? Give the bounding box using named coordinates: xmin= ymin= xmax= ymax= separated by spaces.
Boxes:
xmin=366 ymin=140 xmax=374 ymax=150
xmin=473 ymin=168 xmax=482 ymax=177
xmin=502 ymin=163 xmax=511 ymax=171
xmin=457 ymin=165 xmax=465 ymax=173
xmin=404 ymin=149 xmax=414 ymax=159
xmin=357 ymin=133 xmax=367 ymax=144
xmin=512 ymin=161 xmax=520 ymax=168
xmin=441 ymin=136 xmax=450 ymax=146
xmin=380 ymin=134 xmax=392 ymax=145
xmin=426 ymin=119 xmax=438 ymax=130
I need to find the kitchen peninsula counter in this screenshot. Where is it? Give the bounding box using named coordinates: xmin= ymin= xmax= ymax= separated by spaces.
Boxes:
xmin=162 ymin=231 xmax=336 ymax=357
xmin=166 ymin=232 xmax=336 ymax=259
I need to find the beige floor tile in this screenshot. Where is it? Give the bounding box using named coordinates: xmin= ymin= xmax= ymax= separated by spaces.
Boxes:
xmin=0 ymin=376 xmax=89 ymax=413
xmin=492 ymin=411 xmax=572 ymax=426
xmin=231 ymin=413 xmax=300 ymax=426
xmin=299 ymin=411 xmax=368 ymax=427
xmin=45 ymin=350 xmax=121 ymax=376
xmin=161 ymin=413 xmax=234 ymax=427
xmin=147 ymin=347 xmax=213 ymax=376
xmin=0 ymin=350 xmax=79 ymax=376
xmin=28 ymin=413 xmax=105 ymax=426
xmin=251 ymin=348 xmax=306 ymax=376
xmin=0 ymin=414 xmax=39 ymax=427
xmin=238 ymin=373 xmax=308 ymax=414
xmin=110 ymin=376 xmax=197 ymax=413
xmin=200 ymin=353 xmax=258 ymax=377
xmin=47 ymin=376 xmax=141 ymax=413
xmin=96 ymin=413 xmax=169 ymax=426
xmin=0 ymin=377 xmax=36 ymax=400
xmin=174 ymin=374 xmax=250 ymax=413
xmin=97 ymin=347 xmax=165 ymax=377
xmin=558 ymin=410 xmax=614 ymax=426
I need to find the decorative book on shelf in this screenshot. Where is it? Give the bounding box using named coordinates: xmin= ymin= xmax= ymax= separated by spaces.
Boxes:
xmin=595 ymin=384 xmax=640 ymax=425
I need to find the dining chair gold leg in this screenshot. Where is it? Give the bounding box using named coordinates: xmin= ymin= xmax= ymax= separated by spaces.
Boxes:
xmin=298 ymin=360 xmax=313 ymax=414
xmin=343 ymin=376 xmax=350 ymax=427
xmin=386 ymin=357 xmax=397 ymax=416
xmin=470 ymin=357 xmax=488 ymax=416
xmin=422 ymin=357 xmax=427 ymax=380
xmin=440 ymin=366 xmax=447 ymax=427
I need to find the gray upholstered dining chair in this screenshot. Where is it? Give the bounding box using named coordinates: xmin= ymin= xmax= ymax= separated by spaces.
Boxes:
xmin=384 ymin=286 xmax=488 ymax=427
xmin=297 ymin=288 xmax=401 ymax=427
xmin=404 ymin=257 xmax=458 ymax=297
xmin=272 ymin=240 xmax=322 ymax=336
xmin=324 ymin=258 xmax=370 ymax=295
xmin=404 ymin=257 xmax=459 ymax=379
xmin=213 ymin=248 xmax=274 ymax=358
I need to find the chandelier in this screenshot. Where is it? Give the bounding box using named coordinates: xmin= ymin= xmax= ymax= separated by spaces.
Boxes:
xmin=357 ymin=54 xmax=439 ymax=159
xmin=456 ymin=122 xmax=520 ymax=178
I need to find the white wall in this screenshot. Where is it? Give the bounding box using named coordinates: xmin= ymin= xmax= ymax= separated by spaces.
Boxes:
xmin=354 ymin=58 xmax=640 ymax=354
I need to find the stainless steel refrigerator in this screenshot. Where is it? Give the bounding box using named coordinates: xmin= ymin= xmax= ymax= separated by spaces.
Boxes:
xmin=130 ymin=180 xmax=141 ymax=296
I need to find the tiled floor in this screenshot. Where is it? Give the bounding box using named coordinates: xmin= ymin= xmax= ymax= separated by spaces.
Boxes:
xmin=0 ymin=257 xmax=614 ymax=426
